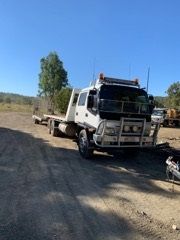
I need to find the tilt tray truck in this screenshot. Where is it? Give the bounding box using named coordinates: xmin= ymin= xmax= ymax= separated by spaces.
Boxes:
xmin=33 ymin=73 xmax=160 ymax=158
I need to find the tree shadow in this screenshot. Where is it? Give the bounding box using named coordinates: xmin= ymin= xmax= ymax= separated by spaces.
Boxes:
xmin=0 ymin=127 xmax=179 ymax=240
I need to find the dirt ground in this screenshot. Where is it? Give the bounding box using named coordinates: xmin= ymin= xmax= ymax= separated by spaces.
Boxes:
xmin=157 ymin=125 xmax=180 ymax=149
xmin=0 ymin=112 xmax=179 ymax=240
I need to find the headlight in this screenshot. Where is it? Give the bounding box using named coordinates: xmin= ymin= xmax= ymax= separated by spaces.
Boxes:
xmin=105 ymin=127 xmax=115 ymax=135
xmin=132 ymin=126 xmax=139 ymax=132
xmin=96 ymin=122 xmax=104 ymax=135
xmin=123 ymin=125 xmax=130 ymax=132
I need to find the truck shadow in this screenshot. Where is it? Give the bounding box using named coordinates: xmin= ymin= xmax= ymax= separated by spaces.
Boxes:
xmin=91 ymin=149 xmax=180 ymax=188
xmin=93 ymin=149 xmax=177 ymax=177
xmin=0 ymin=127 xmax=179 ymax=240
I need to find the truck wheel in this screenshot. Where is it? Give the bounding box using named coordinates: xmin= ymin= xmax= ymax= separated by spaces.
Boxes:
xmin=34 ymin=118 xmax=39 ymax=124
xmin=174 ymin=120 xmax=179 ymax=127
xmin=51 ymin=120 xmax=59 ymax=137
xmin=47 ymin=119 xmax=51 ymax=134
xmin=78 ymin=129 xmax=93 ymax=159
xmin=163 ymin=120 xmax=168 ymax=127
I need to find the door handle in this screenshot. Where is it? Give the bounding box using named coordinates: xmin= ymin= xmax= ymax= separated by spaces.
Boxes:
xmin=76 ymin=112 xmax=78 ymax=116
xmin=85 ymin=113 xmax=88 ymax=117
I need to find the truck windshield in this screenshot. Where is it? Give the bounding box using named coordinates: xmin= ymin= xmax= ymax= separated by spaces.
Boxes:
xmin=152 ymin=110 xmax=165 ymax=116
xmin=99 ymin=85 xmax=151 ymax=114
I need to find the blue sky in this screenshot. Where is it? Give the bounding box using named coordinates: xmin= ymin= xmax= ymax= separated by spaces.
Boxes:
xmin=0 ymin=0 xmax=180 ymax=96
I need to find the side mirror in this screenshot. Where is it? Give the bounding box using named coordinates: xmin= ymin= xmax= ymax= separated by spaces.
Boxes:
xmin=87 ymin=95 xmax=94 ymax=108
xmin=148 ymin=95 xmax=155 ymax=114
xmin=148 ymin=95 xmax=155 ymax=105
xmin=148 ymin=95 xmax=154 ymax=102
xmin=89 ymin=89 xmax=97 ymax=95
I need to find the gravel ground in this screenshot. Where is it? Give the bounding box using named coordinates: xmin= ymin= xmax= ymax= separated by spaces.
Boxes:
xmin=0 ymin=112 xmax=179 ymax=240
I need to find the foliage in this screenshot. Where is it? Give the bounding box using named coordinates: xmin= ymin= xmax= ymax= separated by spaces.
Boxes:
xmin=0 ymin=92 xmax=34 ymax=105
xmin=38 ymin=52 xmax=68 ymax=111
xmin=166 ymin=81 xmax=180 ymax=108
xmin=5 ymin=97 xmax=11 ymax=104
xmin=154 ymin=96 xmax=167 ymax=108
xmin=0 ymin=96 xmax=3 ymax=103
xmin=55 ymin=88 xmax=72 ymax=113
xmin=0 ymin=92 xmax=34 ymax=112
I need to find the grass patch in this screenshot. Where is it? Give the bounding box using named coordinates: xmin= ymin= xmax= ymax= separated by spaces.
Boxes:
xmin=0 ymin=103 xmax=33 ymax=113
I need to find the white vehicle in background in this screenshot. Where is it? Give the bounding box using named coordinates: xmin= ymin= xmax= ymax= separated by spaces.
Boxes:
xmin=151 ymin=108 xmax=167 ymax=125
xmin=151 ymin=108 xmax=180 ymax=127
xmin=33 ymin=73 xmax=160 ymax=158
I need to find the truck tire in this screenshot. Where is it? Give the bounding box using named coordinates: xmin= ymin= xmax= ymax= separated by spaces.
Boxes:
xmin=78 ymin=129 xmax=94 ymax=159
xmin=34 ymin=118 xmax=39 ymax=124
xmin=163 ymin=120 xmax=168 ymax=127
xmin=174 ymin=120 xmax=180 ymax=127
xmin=47 ymin=119 xmax=51 ymax=134
xmin=51 ymin=120 xmax=59 ymax=137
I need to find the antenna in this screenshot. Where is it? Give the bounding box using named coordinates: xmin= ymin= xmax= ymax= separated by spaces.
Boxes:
xmin=146 ymin=67 xmax=150 ymax=93
xmin=89 ymin=58 xmax=96 ymax=87
xmin=92 ymin=58 xmax=96 ymax=88
xmin=92 ymin=58 xmax=96 ymax=82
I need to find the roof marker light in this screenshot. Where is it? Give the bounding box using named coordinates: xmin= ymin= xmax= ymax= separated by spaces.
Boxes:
xmin=99 ymin=73 xmax=104 ymax=80
xmin=132 ymin=78 xmax=139 ymax=85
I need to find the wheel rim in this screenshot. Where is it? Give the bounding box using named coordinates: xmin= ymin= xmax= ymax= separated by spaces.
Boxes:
xmin=51 ymin=122 xmax=54 ymax=134
xmin=79 ymin=136 xmax=87 ymax=154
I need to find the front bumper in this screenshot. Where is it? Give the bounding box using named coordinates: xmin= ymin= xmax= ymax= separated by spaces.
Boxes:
xmin=93 ymin=118 xmax=160 ymax=148
xmin=151 ymin=117 xmax=164 ymax=124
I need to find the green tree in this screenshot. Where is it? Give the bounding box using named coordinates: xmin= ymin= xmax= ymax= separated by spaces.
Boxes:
xmin=166 ymin=81 xmax=180 ymax=108
xmin=38 ymin=52 xmax=68 ymax=112
xmin=55 ymin=88 xmax=72 ymax=113
xmin=154 ymin=96 xmax=167 ymax=108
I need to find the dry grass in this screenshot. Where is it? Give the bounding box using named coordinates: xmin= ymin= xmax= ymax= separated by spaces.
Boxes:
xmin=0 ymin=103 xmax=33 ymax=113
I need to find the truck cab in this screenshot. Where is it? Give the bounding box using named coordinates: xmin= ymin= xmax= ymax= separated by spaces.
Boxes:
xmin=151 ymin=108 xmax=167 ymax=125
xmin=75 ymin=74 xmax=159 ymax=158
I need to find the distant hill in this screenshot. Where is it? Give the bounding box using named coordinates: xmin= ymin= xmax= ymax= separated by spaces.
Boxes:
xmin=0 ymin=92 xmax=36 ymax=105
xmin=0 ymin=92 xmax=170 ymax=109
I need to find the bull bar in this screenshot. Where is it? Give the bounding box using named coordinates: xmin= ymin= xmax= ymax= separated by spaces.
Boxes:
xmin=93 ymin=117 xmax=160 ymax=148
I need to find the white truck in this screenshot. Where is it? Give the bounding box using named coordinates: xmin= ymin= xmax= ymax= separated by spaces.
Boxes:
xmin=33 ymin=73 xmax=160 ymax=158
xmin=151 ymin=108 xmax=167 ymax=125
xmin=151 ymin=108 xmax=180 ymax=127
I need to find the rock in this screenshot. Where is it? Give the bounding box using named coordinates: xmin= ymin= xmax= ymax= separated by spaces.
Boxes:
xmin=140 ymin=211 xmax=147 ymax=216
xmin=172 ymin=224 xmax=178 ymax=230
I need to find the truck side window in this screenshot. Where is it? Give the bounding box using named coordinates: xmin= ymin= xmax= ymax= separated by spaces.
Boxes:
xmin=72 ymin=93 xmax=79 ymax=106
xmin=78 ymin=92 xmax=87 ymax=106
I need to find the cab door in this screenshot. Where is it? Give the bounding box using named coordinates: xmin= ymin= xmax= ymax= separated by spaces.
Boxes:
xmin=75 ymin=90 xmax=100 ymax=129
xmin=75 ymin=91 xmax=88 ymax=124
